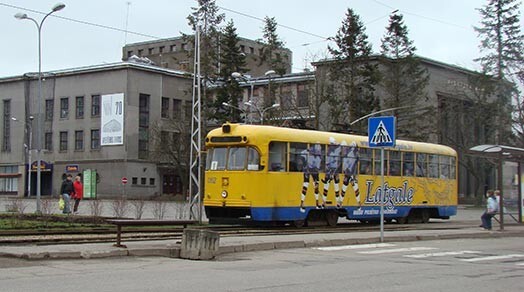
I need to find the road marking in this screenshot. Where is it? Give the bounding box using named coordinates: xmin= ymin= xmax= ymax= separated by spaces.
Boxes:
xmin=516 ymin=262 xmax=524 ymax=266
xmin=358 ymin=247 xmax=437 ymax=254
xmin=461 ymin=254 xmax=524 ymax=262
xmin=404 ymin=251 xmax=481 ymax=259
xmin=316 ymin=243 xmax=396 ymax=251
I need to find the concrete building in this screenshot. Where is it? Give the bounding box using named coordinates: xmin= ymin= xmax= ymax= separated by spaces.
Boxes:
xmin=122 ymin=36 xmax=293 ymax=76
xmin=0 ymin=61 xmax=193 ymax=198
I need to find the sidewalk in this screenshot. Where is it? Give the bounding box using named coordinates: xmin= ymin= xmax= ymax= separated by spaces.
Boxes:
xmin=1 ymin=224 xmax=523 ymax=261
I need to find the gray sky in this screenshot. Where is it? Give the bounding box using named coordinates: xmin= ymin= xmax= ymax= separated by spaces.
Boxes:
xmin=1 ymin=0 xmax=521 ymax=78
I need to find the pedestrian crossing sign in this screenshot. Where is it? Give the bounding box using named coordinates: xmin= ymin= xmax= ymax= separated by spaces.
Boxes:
xmin=368 ymin=116 xmax=396 ymax=148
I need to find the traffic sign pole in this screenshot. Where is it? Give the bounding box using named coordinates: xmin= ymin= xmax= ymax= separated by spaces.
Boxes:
xmin=380 ymin=148 xmax=385 ymax=242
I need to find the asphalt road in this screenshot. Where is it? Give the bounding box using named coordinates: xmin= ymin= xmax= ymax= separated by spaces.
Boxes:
xmin=0 ymin=237 xmax=522 ymax=292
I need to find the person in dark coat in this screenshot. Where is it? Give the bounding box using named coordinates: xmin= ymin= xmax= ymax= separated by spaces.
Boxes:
xmin=60 ymin=174 xmax=74 ymax=214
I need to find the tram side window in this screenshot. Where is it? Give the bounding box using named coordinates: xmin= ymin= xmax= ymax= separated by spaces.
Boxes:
xmin=269 ymin=142 xmax=287 ymax=171
xmin=389 ymin=151 xmax=401 ymax=176
xmin=227 ymin=147 xmax=247 ymax=170
xmin=308 ymin=143 xmax=325 ymax=172
xmin=207 ymin=147 xmax=227 ymax=170
xmin=416 ymin=153 xmax=426 ymax=177
xmin=428 ymin=154 xmax=439 ymax=178
xmin=439 ymin=155 xmax=450 ymax=179
xmin=403 ymin=152 xmax=414 ymax=176
xmin=289 ymin=143 xmax=308 ymax=172
xmin=450 ymin=157 xmax=456 ymax=179
xmin=358 ymin=148 xmax=372 ymax=175
xmin=247 ymin=147 xmax=261 ymax=171
xmin=326 ymin=142 xmax=343 ymax=173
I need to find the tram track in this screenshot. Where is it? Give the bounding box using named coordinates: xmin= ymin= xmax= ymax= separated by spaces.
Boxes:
xmin=0 ymin=220 xmax=478 ymax=246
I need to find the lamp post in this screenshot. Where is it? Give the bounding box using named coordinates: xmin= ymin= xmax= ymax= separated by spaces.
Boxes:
xmin=231 ymin=70 xmax=277 ymax=124
xmin=244 ymin=101 xmax=280 ymax=124
xmin=221 ymin=102 xmax=247 ymax=123
xmin=12 ymin=116 xmax=34 ymax=197
xmin=15 ymin=2 xmax=66 ymax=213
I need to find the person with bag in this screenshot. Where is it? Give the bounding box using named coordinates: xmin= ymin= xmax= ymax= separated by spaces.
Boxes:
xmin=480 ymin=189 xmax=498 ymax=230
xmin=60 ymin=174 xmax=74 ymax=214
xmin=72 ymin=174 xmax=83 ymax=214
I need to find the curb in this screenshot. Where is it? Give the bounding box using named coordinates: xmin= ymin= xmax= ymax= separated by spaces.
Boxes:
xmin=2 ymin=230 xmax=524 ymax=261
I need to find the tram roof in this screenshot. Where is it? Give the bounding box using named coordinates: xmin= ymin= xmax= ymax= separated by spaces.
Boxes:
xmin=207 ymin=124 xmax=457 ymax=156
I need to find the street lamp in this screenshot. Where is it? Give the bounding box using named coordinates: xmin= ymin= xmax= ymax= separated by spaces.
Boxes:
xmin=15 ymin=2 xmax=66 ymax=213
xmin=231 ymin=70 xmax=277 ymax=124
xmin=221 ymin=102 xmax=247 ymax=123
xmin=244 ymin=101 xmax=280 ymax=124
xmin=12 ymin=116 xmax=34 ymax=197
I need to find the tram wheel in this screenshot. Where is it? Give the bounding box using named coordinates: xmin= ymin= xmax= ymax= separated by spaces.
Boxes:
xmin=421 ymin=210 xmax=430 ymax=223
xmin=396 ymin=216 xmax=408 ymax=224
xmin=325 ymin=211 xmax=338 ymax=227
xmin=293 ymin=220 xmax=306 ymax=228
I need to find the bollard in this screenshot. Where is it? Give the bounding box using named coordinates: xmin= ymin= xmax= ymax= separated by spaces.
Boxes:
xmin=180 ymin=229 xmax=220 ymax=260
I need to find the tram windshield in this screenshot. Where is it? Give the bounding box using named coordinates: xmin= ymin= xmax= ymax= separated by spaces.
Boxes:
xmin=206 ymin=147 xmax=261 ymax=171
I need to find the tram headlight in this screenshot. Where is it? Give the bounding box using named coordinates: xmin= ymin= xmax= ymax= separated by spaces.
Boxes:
xmin=221 ymin=190 xmax=228 ymax=198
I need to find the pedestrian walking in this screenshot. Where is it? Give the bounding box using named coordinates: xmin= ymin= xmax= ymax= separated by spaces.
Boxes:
xmin=480 ymin=189 xmax=498 ymax=230
xmin=72 ymin=174 xmax=83 ymax=214
xmin=60 ymin=174 xmax=74 ymax=214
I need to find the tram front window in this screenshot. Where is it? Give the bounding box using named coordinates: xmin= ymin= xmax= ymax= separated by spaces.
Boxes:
xmin=207 ymin=148 xmax=227 ymax=170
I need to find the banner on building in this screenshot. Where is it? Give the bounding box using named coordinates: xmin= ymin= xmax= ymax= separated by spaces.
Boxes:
xmin=101 ymin=93 xmax=124 ymax=146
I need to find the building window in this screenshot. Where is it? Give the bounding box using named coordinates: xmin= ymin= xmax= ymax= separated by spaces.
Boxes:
xmin=0 ymin=176 xmax=18 ymax=193
xmin=184 ymin=101 xmax=192 ymax=119
xmin=75 ymin=130 xmax=84 ymax=150
xmin=59 ymin=131 xmax=68 ymax=151
xmin=45 ymin=99 xmax=54 ymax=120
xmin=91 ymin=94 xmax=100 ymax=117
xmin=149 ymin=178 xmax=155 ymax=185
xmin=2 ymin=100 xmax=11 ymax=152
xmin=44 ymin=132 xmax=52 ymax=150
xmin=297 ymin=84 xmax=309 ymax=107
xmin=141 ymin=177 xmax=147 ymax=185
xmin=138 ymin=49 xmax=143 ymax=56
xmin=159 ymin=46 xmax=164 ymax=53
xmin=148 ymin=48 xmax=154 ymax=54
xmin=91 ymin=129 xmax=100 ymax=149
xmin=132 ymin=177 xmax=138 ymax=185
xmin=76 ymin=96 xmax=84 ymax=119
xmin=249 ymin=47 xmax=254 ymax=54
xmin=60 ymin=97 xmax=69 ymax=119
xmin=127 ymin=50 xmax=133 ymax=58
xmin=173 ymin=99 xmax=181 ymax=118
xmin=170 ymin=44 xmax=177 ymax=52
xmin=240 ymin=45 xmax=245 ymax=52
xmin=181 ymin=43 xmax=187 ymax=51
xmin=139 ymin=93 xmax=150 ymax=159
xmin=161 ymin=97 xmax=170 ymax=118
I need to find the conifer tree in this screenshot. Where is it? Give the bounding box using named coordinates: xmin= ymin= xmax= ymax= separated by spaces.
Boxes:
xmin=380 ymin=13 xmax=430 ymax=141
xmin=475 ymin=0 xmax=524 ymax=144
xmin=215 ymin=20 xmax=247 ymax=123
xmin=259 ymin=16 xmax=288 ymax=76
xmin=327 ymin=8 xmax=380 ymax=134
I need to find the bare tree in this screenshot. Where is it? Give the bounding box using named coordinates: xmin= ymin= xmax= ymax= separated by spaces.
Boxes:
xmin=111 ymin=196 xmax=128 ymax=218
xmin=152 ymin=199 xmax=168 ymax=219
xmin=130 ymin=199 xmax=146 ymax=219
xmin=89 ymin=199 xmax=103 ymax=218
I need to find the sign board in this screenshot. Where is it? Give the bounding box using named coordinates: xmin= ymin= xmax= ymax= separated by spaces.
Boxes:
xmin=65 ymin=164 xmax=79 ymax=173
xmin=368 ymin=116 xmax=396 ymax=148
xmin=122 ymin=177 xmax=128 ymax=185
xmin=83 ymin=169 xmax=97 ymax=199
xmin=101 ymin=93 xmax=124 ymax=146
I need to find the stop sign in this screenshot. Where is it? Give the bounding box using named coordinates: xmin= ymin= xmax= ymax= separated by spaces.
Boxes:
xmin=121 ymin=177 xmax=128 ymax=185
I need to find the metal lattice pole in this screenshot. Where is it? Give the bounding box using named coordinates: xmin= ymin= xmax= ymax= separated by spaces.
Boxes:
xmin=189 ymin=24 xmax=202 ymax=223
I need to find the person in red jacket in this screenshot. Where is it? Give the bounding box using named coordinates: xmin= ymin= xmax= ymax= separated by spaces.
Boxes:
xmin=72 ymin=174 xmax=84 ymax=214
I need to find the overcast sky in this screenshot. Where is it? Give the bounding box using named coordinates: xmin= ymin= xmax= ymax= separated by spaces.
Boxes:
xmin=1 ymin=0 xmax=522 ymax=78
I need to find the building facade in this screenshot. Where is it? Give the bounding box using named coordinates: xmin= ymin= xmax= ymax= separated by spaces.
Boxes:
xmin=0 ymin=62 xmax=192 ymax=198
xmin=122 ymin=36 xmax=293 ymax=77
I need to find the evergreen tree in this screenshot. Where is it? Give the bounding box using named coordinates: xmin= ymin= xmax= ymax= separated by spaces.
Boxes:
xmin=214 ymin=20 xmax=247 ymax=123
xmin=327 ymin=8 xmax=380 ymax=134
xmin=475 ymin=0 xmax=524 ymax=144
xmin=380 ymin=13 xmax=431 ymax=141
xmin=259 ymin=16 xmax=288 ymax=76
xmin=475 ymin=0 xmax=524 ymax=79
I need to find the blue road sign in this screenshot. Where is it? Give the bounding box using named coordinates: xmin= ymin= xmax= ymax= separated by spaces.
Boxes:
xmin=368 ymin=116 xmax=396 ymax=148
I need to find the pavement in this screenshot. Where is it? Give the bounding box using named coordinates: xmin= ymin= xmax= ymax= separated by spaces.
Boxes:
xmin=0 ymin=203 xmax=522 ymax=261
xmin=0 ymin=221 xmax=523 ymax=261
